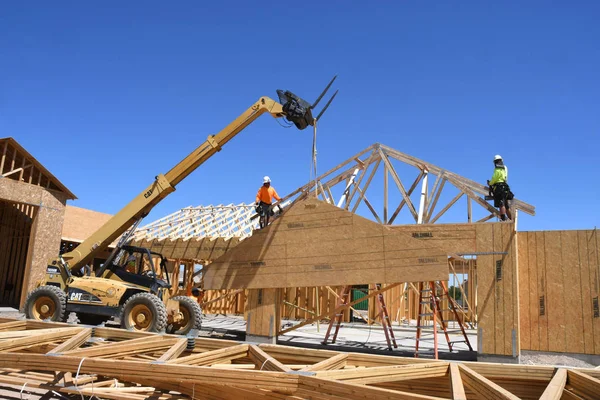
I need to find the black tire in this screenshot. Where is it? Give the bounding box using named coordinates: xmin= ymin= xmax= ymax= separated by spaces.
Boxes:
xmin=120 ymin=292 xmax=167 ymax=333
xmin=23 ymin=285 xmax=67 ymax=322
xmin=167 ymin=296 xmax=202 ymax=335
xmin=77 ymin=313 xmax=109 ymax=326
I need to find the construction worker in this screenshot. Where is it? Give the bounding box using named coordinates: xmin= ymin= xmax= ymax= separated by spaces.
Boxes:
xmin=255 ymin=176 xmax=281 ymax=228
xmin=487 ymin=155 xmax=513 ymax=221
xmin=123 ymin=254 xmax=137 ymax=273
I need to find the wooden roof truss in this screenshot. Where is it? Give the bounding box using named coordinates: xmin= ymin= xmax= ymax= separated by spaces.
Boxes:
xmin=133 ymin=203 xmax=259 ymax=241
xmin=0 ymin=318 xmax=597 ymax=400
xmin=280 ymin=143 xmax=535 ymax=225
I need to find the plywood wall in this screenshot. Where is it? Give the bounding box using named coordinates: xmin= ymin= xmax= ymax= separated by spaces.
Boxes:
xmin=203 ymin=197 xmax=449 ymax=289
xmin=518 ymin=229 xmax=600 ymax=355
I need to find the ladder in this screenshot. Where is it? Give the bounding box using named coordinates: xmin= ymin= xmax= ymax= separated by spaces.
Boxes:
xmin=323 ymin=285 xmax=398 ymax=350
xmin=375 ymin=283 xmax=398 ymax=350
xmin=322 ymin=286 xmax=351 ymax=345
xmin=415 ymin=281 xmax=473 ymax=359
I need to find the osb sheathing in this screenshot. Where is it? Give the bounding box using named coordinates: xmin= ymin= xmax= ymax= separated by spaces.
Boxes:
xmin=0 ymin=179 xmax=67 ymax=307
xmin=518 ymin=229 xmax=600 ymax=355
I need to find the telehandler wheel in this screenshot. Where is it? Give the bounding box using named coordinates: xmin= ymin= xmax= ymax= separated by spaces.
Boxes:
xmin=77 ymin=313 xmax=109 ymax=326
xmin=167 ymin=296 xmax=202 ymax=335
xmin=23 ymin=285 xmax=67 ymax=322
xmin=120 ymin=293 xmax=167 ymax=333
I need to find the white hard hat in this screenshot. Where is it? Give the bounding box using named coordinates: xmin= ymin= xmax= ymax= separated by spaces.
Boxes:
xmin=263 ymin=176 xmax=271 ymax=183
xmin=494 ymin=155 xmax=503 ymax=161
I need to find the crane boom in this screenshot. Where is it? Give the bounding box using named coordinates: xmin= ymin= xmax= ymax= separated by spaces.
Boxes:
xmin=61 ymin=97 xmax=285 ymax=271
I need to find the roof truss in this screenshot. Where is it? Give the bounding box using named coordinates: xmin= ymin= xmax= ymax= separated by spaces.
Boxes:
xmin=0 ymin=318 xmax=596 ymax=400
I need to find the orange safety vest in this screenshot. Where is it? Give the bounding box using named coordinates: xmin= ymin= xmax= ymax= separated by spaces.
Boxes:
xmin=256 ymin=186 xmax=280 ymax=204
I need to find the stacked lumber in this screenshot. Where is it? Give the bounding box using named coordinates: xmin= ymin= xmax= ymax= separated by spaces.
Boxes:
xmin=0 ymin=317 xmax=599 ymax=400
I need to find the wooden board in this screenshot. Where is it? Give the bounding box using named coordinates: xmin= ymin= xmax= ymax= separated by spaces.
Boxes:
xmin=517 ymin=229 xmax=600 ymax=356
xmin=203 ymin=197 xmax=449 ymax=289
xmin=1 ymin=317 xmax=600 ymax=400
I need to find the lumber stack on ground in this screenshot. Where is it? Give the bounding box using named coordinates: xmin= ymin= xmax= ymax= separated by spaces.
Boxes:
xmin=0 ymin=318 xmax=599 ymax=399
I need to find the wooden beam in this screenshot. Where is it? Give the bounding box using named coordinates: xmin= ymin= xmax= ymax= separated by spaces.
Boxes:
xmin=449 ymin=363 xmax=466 ymax=400
xmin=378 ymin=148 xmax=419 ymax=221
xmin=248 ymin=344 xmax=291 ymax=372
xmin=298 ymin=375 xmax=443 ymax=400
xmin=155 ymin=338 xmax=189 ymax=363
xmin=425 ymin=176 xmax=446 ymax=222
xmin=567 ymin=369 xmax=600 ymax=400
xmin=0 ymin=321 xmax=27 ymax=332
xmin=388 ymin=170 xmax=424 ymax=224
xmin=167 ymin=343 xmax=249 ymax=366
xmin=384 ymin=164 xmax=389 ymax=223
xmin=0 ymin=327 xmax=83 ymax=352
xmin=301 ymin=353 xmax=348 ymax=372
xmin=458 ymin=364 xmax=520 ymax=399
xmin=47 ymin=328 xmax=92 ymax=354
xmin=317 ymin=362 xmax=449 ymax=385
xmin=539 ymin=368 xmax=567 ymax=400
xmin=63 ymin=335 xmax=174 ymax=358
xmin=429 ymin=192 xmax=463 ymax=224
xmin=350 ymin=157 xmax=381 ymax=213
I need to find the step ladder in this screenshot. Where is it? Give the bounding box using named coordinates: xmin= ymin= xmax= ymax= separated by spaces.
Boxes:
xmin=322 ymin=285 xmax=398 ymax=351
xmin=322 ymin=286 xmax=351 ymax=345
xmin=415 ymin=281 xmax=473 ymax=359
xmin=375 ymin=283 xmax=398 ymax=350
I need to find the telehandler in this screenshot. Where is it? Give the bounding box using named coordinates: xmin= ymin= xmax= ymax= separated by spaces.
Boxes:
xmin=22 ymin=78 xmax=338 ymax=334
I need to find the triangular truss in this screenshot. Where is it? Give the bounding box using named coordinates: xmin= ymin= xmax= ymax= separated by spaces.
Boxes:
xmin=280 ymin=143 xmax=534 ymax=224
xmin=0 ymin=318 xmax=597 ymax=399
xmin=133 ymin=143 xmax=535 ymax=242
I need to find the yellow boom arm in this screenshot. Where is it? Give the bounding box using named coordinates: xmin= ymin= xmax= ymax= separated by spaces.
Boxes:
xmin=60 ymin=97 xmax=285 ymax=271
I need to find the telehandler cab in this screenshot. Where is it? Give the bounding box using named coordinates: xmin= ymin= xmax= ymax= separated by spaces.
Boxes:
xmin=22 ymin=78 xmax=339 ymax=334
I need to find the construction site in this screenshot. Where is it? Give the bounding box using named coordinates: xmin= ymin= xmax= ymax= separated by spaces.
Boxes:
xmin=2 ymin=3 xmax=600 ymax=399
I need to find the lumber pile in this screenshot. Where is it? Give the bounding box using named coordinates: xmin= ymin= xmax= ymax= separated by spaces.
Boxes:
xmin=0 ymin=318 xmax=599 ymax=399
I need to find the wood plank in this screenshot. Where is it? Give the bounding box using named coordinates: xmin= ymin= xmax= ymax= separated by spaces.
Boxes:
xmin=545 ymin=231 xmax=566 ymax=353
xmin=301 ymin=353 xmax=348 ymax=372
xmin=517 ymin=232 xmax=531 ymax=351
xmin=567 ymin=370 xmax=600 ymax=400
xmin=47 ymin=327 xmax=92 ymax=354
xmin=540 ymin=368 xmax=567 ymax=400
xmin=0 ymin=352 xmax=299 ymax=393
xmin=0 ymin=327 xmax=82 ymax=352
xmin=298 ymin=375 xmax=445 ymax=400
xmin=578 ymin=231 xmax=595 ymax=355
xmin=537 ymin=231 xmax=549 ymax=352
xmin=502 ymin=223 xmax=517 ymax=357
xmin=63 ymin=335 xmax=174 ymax=358
xmin=155 ymin=338 xmax=189 ymax=362
xmin=476 ymin=223 xmax=495 ymax=355
xmin=316 ymin=362 xmax=449 ymax=385
xmin=167 ymin=343 xmax=249 ymax=366
xmin=248 ymin=344 xmax=291 ymax=372
xmin=590 ymin=229 xmax=600 ymax=355
xmin=527 ymin=232 xmax=540 ymax=351
xmin=492 ymin=224 xmax=505 ymax=355
xmin=458 ymin=364 xmax=520 ymax=399
xmin=449 ymin=363 xmax=466 ymax=400
xmin=562 ymin=231 xmax=585 ymax=354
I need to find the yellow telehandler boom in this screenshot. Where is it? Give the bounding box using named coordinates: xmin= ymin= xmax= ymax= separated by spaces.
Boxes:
xmin=55 ymin=78 xmax=338 ymax=275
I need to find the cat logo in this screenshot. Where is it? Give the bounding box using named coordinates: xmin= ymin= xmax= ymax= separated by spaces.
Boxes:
xmin=69 ymin=292 xmax=83 ymax=301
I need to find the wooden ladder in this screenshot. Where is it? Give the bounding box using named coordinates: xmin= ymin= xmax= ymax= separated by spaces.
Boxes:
xmin=415 ymin=281 xmax=473 ymax=359
xmin=322 ymin=286 xmax=351 ymax=345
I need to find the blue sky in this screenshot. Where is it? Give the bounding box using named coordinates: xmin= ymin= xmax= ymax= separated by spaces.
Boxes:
xmin=2 ymin=2 xmax=599 ymax=232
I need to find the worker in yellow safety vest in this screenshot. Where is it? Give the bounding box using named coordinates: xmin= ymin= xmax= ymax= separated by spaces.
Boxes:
xmin=487 ymin=155 xmax=513 ymax=221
